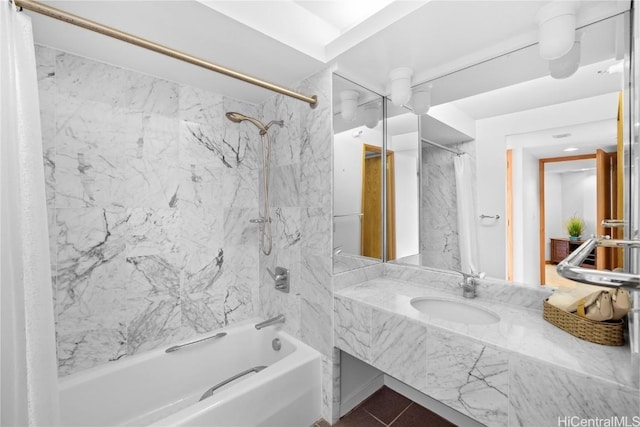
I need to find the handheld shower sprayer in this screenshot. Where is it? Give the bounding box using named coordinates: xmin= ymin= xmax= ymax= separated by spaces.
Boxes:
xmin=225 ymin=111 xmax=284 ymax=256
xmin=225 ymin=112 xmax=283 ymax=135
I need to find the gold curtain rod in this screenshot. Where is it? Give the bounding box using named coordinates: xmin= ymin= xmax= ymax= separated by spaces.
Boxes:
xmin=14 ymin=0 xmax=318 ymax=108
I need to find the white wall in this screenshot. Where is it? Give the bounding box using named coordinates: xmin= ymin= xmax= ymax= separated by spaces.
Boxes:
xmin=560 ymin=171 xmax=597 ymax=238
xmin=476 ymin=94 xmax=619 ymax=281
xmin=510 ymin=147 xmax=540 ymax=285
xmin=521 ymin=149 xmax=540 ymax=285
xmin=544 ymin=173 xmax=563 ymax=259
xmin=391 ymin=132 xmax=420 ymax=259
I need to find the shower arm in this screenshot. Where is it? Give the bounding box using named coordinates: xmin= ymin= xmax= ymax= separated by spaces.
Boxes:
xmin=556 ymin=237 xmax=640 ymax=290
xmin=13 ymin=0 xmax=318 ymax=108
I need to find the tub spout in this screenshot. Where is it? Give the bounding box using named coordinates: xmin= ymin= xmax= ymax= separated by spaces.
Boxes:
xmin=255 ymin=314 xmax=285 ymax=330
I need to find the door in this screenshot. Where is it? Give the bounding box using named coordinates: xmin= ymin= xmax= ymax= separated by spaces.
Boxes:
xmin=361 ymin=145 xmax=396 ymax=260
xmin=596 ymin=148 xmax=618 ymax=270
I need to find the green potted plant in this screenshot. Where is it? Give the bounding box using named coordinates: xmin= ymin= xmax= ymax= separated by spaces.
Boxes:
xmin=565 ymin=216 xmax=584 ymax=241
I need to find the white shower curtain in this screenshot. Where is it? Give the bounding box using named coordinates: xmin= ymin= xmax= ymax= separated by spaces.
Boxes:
xmin=454 ymin=154 xmax=479 ymax=275
xmin=1 ymin=4 xmax=60 ymax=426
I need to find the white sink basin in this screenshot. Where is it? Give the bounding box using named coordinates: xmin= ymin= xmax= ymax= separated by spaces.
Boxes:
xmin=410 ymin=297 xmax=500 ymax=325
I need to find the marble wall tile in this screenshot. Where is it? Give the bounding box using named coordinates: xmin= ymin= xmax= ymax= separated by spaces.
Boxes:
xmin=262 ymin=93 xmax=301 ymax=167
xmin=223 ymin=207 xmax=259 ymax=246
xmin=298 ymin=72 xmax=332 ymax=166
xmin=299 ymin=156 xmax=332 ymax=208
xmin=322 ymin=348 xmax=342 ymax=424
xmin=256 ymin=68 xmax=335 ymax=419
xmin=35 ymin=46 xmax=56 ymax=206
xmin=178 ymin=85 xmax=223 ymax=127
xmin=272 ymin=207 xmax=302 ymax=249
xmin=509 ymin=356 xmax=640 ymax=427
xmin=269 ymin=163 xmax=300 ymax=207
xmin=334 ymin=296 xmax=371 ymax=362
xmin=419 ymin=141 xmax=476 ymax=271
xmin=56 ymin=52 xmax=128 ymax=106
xmin=383 ymin=263 xmax=459 ymax=294
xmin=55 ymin=208 xmax=129 ymax=328
xmin=300 ymin=250 xmax=333 ymax=356
xmin=57 ymin=328 xmax=128 ymax=377
xmin=426 ymin=328 xmax=509 ymax=427
xmin=370 ymin=309 xmax=427 ymax=391
xmin=421 ymin=145 xmax=460 ymax=270
xmin=180 ymin=120 xmax=230 ymax=170
xmin=126 ymin=295 xmax=181 ymax=354
xmin=123 ymin=115 xmax=181 ymax=208
xmin=125 ymin=73 xmax=179 ymax=117
xmin=40 ymin=46 xmax=262 ymax=375
xmin=54 ymin=97 xmax=142 ymax=208
xmin=301 ymin=207 xmax=332 ymax=255
xmin=334 ymin=262 xmax=385 ymax=291
xmin=333 ymin=257 xmax=384 ymax=277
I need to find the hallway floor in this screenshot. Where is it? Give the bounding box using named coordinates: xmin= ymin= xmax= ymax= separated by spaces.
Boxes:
xmin=331 ymin=386 xmax=456 ymax=427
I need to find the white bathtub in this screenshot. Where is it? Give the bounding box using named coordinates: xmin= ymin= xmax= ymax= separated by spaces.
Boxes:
xmin=59 ymin=319 xmax=322 ymax=426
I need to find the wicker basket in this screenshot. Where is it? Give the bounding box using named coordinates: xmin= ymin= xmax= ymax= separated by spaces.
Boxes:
xmin=543 ymin=299 xmax=624 ymax=346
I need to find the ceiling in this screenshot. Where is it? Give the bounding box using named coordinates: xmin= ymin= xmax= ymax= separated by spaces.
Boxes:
xmin=25 ymin=0 xmax=630 ymax=106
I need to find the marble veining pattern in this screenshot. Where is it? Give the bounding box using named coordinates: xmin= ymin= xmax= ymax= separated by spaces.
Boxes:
xmin=37 ymin=46 xmax=261 ymax=376
xmin=335 ymin=274 xmax=640 ymax=426
xmin=370 ymin=308 xmax=427 ymax=390
xmin=257 ymin=69 xmax=335 ymax=418
xmin=420 ymin=141 xmax=476 ymax=271
xmin=334 ymin=296 xmax=371 ymax=362
xmin=426 ymin=329 xmax=508 ymax=427
xmin=509 ymin=356 xmax=640 ymax=426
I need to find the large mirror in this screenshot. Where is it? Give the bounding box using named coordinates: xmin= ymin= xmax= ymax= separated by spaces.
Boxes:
xmin=332 ymin=74 xmax=385 ymax=273
xmin=390 ymin=12 xmax=630 ymax=287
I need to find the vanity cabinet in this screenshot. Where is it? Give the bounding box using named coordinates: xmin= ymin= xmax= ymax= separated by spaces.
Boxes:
xmin=549 ymin=238 xmax=596 ymax=268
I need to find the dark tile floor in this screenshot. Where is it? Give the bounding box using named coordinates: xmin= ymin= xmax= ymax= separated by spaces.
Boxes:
xmin=331 ymin=386 xmax=457 ymax=427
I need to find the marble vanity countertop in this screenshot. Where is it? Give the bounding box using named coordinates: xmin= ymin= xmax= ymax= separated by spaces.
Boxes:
xmin=335 ymin=277 xmax=640 ymax=390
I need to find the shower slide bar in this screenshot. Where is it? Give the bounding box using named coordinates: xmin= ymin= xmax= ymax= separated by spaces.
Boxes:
xmin=421 ymin=138 xmax=467 ymax=156
xmin=13 ymin=0 xmax=318 ymax=108
xmin=556 ymin=237 xmax=640 ymax=290
xmin=199 ymin=366 xmax=267 ymax=401
xmin=165 ymin=332 xmax=227 ymax=353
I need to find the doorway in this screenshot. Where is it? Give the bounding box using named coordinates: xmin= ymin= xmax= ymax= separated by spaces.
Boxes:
xmin=537 ymin=152 xmax=619 ymax=286
xmin=361 ymin=145 xmax=396 ymax=260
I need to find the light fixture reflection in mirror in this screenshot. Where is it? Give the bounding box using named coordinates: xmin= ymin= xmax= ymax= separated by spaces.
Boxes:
xmin=340 ymin=90 xmax=360 ymax=121
xmin=363 ymin=102 xmax=380 ymax=128
xmin=411 ymin=84 xmax=432 ymax=115
xmin=549 ymin=36 xmax=581 ymax=79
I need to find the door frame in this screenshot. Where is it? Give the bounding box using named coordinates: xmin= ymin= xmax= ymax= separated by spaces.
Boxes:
xmin=538 ymin=153 xmax=596 ymax=285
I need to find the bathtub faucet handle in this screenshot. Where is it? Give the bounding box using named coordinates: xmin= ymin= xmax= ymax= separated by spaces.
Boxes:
xmin=267 ymin=266 xmax=289 ymax=293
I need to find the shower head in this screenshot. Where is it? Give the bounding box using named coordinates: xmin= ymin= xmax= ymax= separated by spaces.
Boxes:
xmin=225 ymin=112 xmax=283 ymax=135
xmin=225 ymin=112 xmax=248 ymax=123
xmin=225 ymin=112 xmax=268 ymax=134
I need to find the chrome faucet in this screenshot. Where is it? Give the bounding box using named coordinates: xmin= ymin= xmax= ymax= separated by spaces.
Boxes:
xmin=457 ymin=271 xmax=483 ymax=299
xmin=255 ymin=314 xmax=285 ymax=330
xmin=267 ymin=267 xmax=289 ymax=293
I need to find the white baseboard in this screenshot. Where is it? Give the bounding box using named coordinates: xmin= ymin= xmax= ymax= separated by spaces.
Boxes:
xmin=339 ymin=373 xmax=384 ymax=417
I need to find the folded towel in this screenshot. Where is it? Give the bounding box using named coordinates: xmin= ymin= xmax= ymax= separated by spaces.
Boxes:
xmin=547 ymin=286 xmax=631 ymax=321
